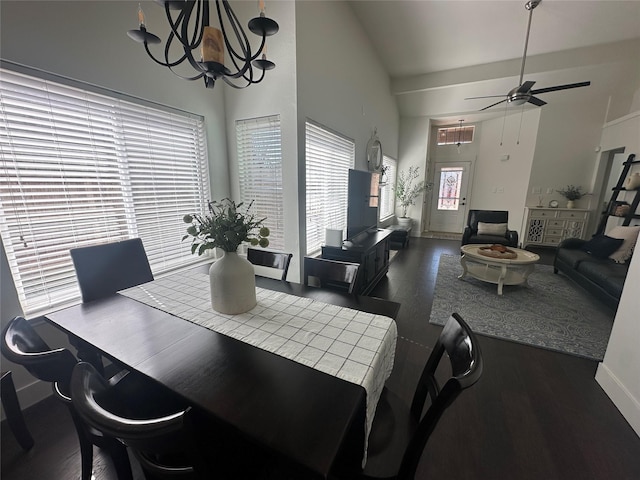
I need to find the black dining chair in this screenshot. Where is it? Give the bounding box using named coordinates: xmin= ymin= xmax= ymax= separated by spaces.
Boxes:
xmin=303 ymin=257 xmax=361 ymax=294
xmin=70 ymin=238 xmax=154 ymax=374
xmin=1 ymin=370 xmax=34 ymax=451
xmin=334 ymin=312 xmax=483 ymax=480
xmin=70 ymin=362 xmax=209 ymax=480
xmin=69 ymin=237 xmax=154 ymax=303
xmin=1 ymin=316 xmax=132 ymax=480
xmin=247 ymin=247 xmax=293 ymax=281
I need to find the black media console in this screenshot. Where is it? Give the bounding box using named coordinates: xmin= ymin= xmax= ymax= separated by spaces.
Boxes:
xmin=321 ymin=229 xmax=392 ymax=295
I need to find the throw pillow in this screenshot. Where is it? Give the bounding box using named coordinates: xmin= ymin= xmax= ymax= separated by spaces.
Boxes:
xmin=477 ymin=222 xmax=507 ymax=236
xmin=607 ymin=225 xmax=640 ymax=263
xmin=580 ymin=235 xmax=624 ymax=259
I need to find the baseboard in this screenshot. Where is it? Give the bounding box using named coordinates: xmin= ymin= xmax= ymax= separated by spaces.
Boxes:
xmin=0 ymin=377 xmax=51 ymax=422
xmin=595 ymin=362 xmax=640 ymax=437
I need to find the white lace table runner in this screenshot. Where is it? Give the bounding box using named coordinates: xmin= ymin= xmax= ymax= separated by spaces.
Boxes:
xmin=120 ymin=272 xmax=397 ymax=465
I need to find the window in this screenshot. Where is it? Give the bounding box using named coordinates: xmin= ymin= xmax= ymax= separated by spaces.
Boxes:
xmin=437 ymin=167 xmax=464 ymax=210
xmin=437 ymin=125 xmax=475 ymax=145
xmin=379 ymin=156 xmax=397 ymax=220
xmin=0 ymin=67 xmax=210 ymax=315
xmin=305 ymin=121 xmax=355 ymax=255
xmin=236 ymin=115 xmax=284 ymax=250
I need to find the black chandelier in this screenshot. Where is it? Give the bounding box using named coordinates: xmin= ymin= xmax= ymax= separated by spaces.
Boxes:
xmin=127 ymin=0 xmax=279 ymax=90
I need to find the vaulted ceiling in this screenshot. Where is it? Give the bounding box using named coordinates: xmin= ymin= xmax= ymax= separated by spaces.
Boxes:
xmin=348 ymin=0 xmax=640 ymax=122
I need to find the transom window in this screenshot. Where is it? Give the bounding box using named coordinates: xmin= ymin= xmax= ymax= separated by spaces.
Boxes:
xmin=437 ymin=125 xmax=475 ymax=146
xmin=0 ymin=66 xmax=210 ymax=315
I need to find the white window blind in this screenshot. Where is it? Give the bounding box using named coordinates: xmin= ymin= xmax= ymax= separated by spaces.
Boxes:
xmin=305 ymin=121 xmax=354 ymax=255
xmin=0 ymin=67 xmax=210 ymax=315
xmin=236 ymin=115 xmax=284 ymax=251
xmin=379 ymin=156 xmax=397 ymax=220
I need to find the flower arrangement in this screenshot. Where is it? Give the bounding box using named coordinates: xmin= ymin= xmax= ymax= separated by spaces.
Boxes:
xmin=182 ymin=198 xmax=270 ymax=255
xmin=395 ymin=166 xmax=429 ymax=217
xmin=556 ymin=185 xmax=587 ymax=201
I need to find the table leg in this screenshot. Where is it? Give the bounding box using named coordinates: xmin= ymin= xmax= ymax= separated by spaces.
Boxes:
xmin=497 ymin=265 xmax=507 ymax=295
xmin=458 ymin=254 xmax=468 ymax=280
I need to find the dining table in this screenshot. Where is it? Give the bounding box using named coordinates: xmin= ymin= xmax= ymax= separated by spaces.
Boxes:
xmin=44 ymin=263 xmax=400 ymax=479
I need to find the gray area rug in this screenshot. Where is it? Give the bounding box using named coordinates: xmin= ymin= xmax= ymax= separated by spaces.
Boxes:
xmin=429 ymin=255 xmax=615 ymax=360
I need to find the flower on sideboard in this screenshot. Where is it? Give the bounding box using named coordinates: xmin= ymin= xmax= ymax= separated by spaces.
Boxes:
xmin=182 ymin=198 xmax=270 ymax=255
xmin=556 ymin=185 xmax=587 ymax=201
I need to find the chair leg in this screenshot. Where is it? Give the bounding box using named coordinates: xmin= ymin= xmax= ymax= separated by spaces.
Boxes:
xmin=0 ymin=371 xmax=34 ymax=451
xmin=107 ymin=441 xmax=134 ymax=480
xmin=68 ymin=407 xmax=95 ymax=480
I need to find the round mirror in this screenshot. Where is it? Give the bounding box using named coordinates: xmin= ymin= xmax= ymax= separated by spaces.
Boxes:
xmin=367 ymin=135 xmax=383 ymax=172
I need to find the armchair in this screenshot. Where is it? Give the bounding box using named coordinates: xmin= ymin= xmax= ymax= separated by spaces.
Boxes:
xmin=462 ymin=210 xmax=518 ymax=247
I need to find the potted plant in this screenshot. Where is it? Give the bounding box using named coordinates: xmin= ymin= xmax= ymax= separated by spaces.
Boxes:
xmin=556 ymin=185 xmax=587 ymax=209
xmin=395 ymin=166 xmax=428 ymax=226
xmin=182 ymin=198 xmax=270 ymax=314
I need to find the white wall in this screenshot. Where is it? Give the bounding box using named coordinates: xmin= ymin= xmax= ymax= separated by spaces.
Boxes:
xmin=0 ymin=0 xmax=231 ymax=411
xmin=294 ymin=1 xmax=400 ymax=263
xmin=223 ymin=1 xmax=301 ymax=281
xmin=595 ymin=111 xmax=640 ymax=437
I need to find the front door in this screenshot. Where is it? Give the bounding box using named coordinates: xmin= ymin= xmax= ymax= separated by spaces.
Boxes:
xmin=428 ymin=162 xmax=471 ymax=233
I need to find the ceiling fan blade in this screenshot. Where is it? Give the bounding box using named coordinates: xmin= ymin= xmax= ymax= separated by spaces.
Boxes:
xmin=528 ymin=96 xmax=547 ymax=107
xmin=530 ymin=81 xmax=591 ymax=95
xmin=465 ymin=94 xmax=508 ymax=100
xmin=480 ymin=98 xmax=508 ymax=111
xmin=517 ymin=80 xmax=536 ymax=93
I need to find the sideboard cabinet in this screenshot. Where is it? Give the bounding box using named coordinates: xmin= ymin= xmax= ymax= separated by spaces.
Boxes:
xmin=523 ymin=207 xmax=590 ymax=247
xmin=321 ymin=229 xmax=391 ymax=295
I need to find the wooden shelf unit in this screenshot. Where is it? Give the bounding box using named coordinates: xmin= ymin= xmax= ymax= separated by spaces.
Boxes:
xmin=596 ymin=153 xmax=640 ymax=234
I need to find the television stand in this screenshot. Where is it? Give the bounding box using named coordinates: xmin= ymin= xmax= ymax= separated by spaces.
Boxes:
xmin=321 ymin=229 xmax=392 ymax=295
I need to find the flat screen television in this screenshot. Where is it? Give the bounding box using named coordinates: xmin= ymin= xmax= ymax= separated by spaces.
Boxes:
xmin=346 ymin=169 xmax=380 ymax=240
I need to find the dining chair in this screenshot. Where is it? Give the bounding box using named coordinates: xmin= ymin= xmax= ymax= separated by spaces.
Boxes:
xmin=69 ymin=237 xmax=154 ymax=303
xmin=1 ymin=316 xmax=132 ymax=480
xmin=303 ymin=257 xmax=361 ymax=294
xmin=70 ymin=362 xmax=209 ymax=480
xmin=247 ymin=247 xmax=293 ymax=281
xmin=69 ymin=238 xmax=154 ymax=374
xmin=1 ymin=370 xmax=34 ymax=451
xmin=334 ymin=312 xmax=483 ymax=480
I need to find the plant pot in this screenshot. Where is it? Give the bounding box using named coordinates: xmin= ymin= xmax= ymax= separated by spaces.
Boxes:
xmin=397 ymin=217 xmax=412 ymax=228
xmin=566 ymin=200 xmax=575 ymax=209
xmin=209 ymin=251 xmax=256 ymax=314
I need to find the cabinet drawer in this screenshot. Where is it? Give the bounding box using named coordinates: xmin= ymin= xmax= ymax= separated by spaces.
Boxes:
xmin=530 ymin=210 xmax=557 ymax=219
xmin=543 ymin=236 xmax=563 ymax=245
xmin=558 ymin=211 xmax=588 ymax=220
xmin=546 ymin=228 xmax=564 ymax=236
xmin=547 ymin=220 xmax=564 ymax=228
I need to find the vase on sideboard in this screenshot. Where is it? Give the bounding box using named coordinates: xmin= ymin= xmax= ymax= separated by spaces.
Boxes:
xmin=209 ymin=250 xmax=256 ymax=314
xmin=566 ymin=200 xmax=575 ymax=209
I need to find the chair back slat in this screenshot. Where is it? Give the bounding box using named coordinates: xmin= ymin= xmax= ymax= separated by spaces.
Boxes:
xmin=70 ymin=238 xmax=154 ymax=302
xmin=303 ymin=257 xmax=360 ymax=294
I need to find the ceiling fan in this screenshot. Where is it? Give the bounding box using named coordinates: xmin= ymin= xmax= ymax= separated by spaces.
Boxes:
xmin=465 ymin=0 xmax=590 ymax=111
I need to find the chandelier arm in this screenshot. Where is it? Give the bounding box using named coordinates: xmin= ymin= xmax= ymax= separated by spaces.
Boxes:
xmin=216 ymin=0 xmax=253 ymax=77
xmin=221 ymin=68 xmax=266 ymax=89
xmin=143 ymin=40 xmax=189 ymax=69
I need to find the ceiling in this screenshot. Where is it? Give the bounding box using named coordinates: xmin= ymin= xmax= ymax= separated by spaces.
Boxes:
xmin=348 ymin=0 xmax=640 ymax=122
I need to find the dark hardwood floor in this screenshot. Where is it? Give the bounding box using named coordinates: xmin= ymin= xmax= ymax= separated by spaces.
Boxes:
xmin=2 ymin=238 xmax=639 ymax=479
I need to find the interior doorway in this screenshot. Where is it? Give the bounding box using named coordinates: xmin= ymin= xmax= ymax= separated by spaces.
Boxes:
xmin=428 ymin=162 xmax=471 ymax=233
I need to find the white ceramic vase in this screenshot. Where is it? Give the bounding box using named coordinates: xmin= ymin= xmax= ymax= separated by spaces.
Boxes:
xmin=566 ymin=200 xmax=575 ymax=209
xmin=209 ymin=250 xmax=256 ymax=314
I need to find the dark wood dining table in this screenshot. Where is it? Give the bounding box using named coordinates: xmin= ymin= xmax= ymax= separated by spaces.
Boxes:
xmin=44 ymin=268 xmax=400 ymax=479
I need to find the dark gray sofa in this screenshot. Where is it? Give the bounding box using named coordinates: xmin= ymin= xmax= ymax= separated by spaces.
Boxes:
xmin=553 ymin=237 xmax=629 ymax=310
